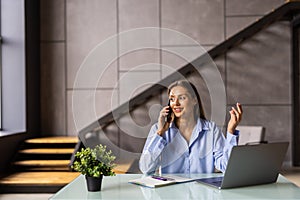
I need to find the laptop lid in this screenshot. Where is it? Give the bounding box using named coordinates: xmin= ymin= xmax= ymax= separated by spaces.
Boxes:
xmin=220 ymin=142 xmax=289 ymax=189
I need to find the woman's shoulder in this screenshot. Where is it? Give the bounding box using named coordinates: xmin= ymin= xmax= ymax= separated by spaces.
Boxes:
xmin=198 ymin=118 xmax=218 ymax=130
xmin=199 ymin=118 xmax=214 ymax=125
xmin=150 ymin=122 xmax=159 ymax=130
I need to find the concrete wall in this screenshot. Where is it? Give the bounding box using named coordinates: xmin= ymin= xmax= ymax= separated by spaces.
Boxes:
xmin=40 ymin=0 xmax=294 ymax=167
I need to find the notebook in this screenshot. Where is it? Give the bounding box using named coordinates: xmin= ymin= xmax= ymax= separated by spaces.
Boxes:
xmin=129 ymin=175 xmax=194 ymax=188
xmin=196 ymin=142 xmax=289 ymax=189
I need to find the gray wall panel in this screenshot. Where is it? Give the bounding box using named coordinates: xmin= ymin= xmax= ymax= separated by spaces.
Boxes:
xmin=66 ymin=0 xmax=117 ymax=89
xmin=227 ymin=22 xmax=291 ymax=104
xmin=226 ymin=16 xmax=258 ymax=39
xmin=161 ymin=0 xmax=224 ymax=45
xmin=226 ymin=0 xmax=284 ymax=16
xmin=41 ymin=43 xmax=66 ymax=136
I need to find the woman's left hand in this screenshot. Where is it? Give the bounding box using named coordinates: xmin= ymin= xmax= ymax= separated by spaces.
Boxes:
xmin=227 ymin=103 xmax=243 ymax=134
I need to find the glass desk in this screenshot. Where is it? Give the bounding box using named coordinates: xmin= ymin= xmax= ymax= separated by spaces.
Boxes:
xmin=50 ymin=174 xmax=300 ymax=200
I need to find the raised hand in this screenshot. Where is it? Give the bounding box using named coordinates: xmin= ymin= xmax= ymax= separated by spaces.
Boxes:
xmin=227 ymin=103 xmax=243 ymax=134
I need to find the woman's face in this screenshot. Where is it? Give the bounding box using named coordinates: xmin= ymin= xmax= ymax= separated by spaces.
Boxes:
xmin=169 ymin=86 xmax=197 ymax=119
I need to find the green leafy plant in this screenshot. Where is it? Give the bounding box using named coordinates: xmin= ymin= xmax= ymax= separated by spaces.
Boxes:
xmin=71 ymin=144 xmax=116 ymax=177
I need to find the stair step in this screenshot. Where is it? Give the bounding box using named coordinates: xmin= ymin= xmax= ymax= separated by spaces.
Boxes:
xmin=12 ymin=166 xmax=71 ymax=172
xmin=25 ymin=137 xmax=78 ymax=144
xmin=12 ymin=160 xmax=71 ymax=172
xmin=0 ymin=172 xmax=80 ymax=193
xmin=19 ymin=148 xmax=74 ymax=154
xmin=21 ymin=137 xmax=79 ymax=149
xmin=18 ymin=167 xmax=70 ymax=171
xmin=0 ymin=172 xmax=79 ymax=185
xmin=14 ymin=160 xmax=70 ymax=167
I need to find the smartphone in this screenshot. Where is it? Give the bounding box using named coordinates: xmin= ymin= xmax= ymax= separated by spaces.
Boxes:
xmin=166 ymin=100 xmax=173 ymax=122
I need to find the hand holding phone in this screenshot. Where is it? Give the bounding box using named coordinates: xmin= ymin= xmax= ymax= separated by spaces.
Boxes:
xmin=166 ymin=100 xmax=173 ymax=122
xmin=157 ymin=100 xmax=173 ymax=136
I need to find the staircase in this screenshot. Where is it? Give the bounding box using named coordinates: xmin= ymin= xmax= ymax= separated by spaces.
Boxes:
xmin=0 ymin=137 xmax=80 ymax=193
xmin=78 ymin=1 xmax=300 ymax=142
xmin=75 ymin=1 xmax=300 ymax=171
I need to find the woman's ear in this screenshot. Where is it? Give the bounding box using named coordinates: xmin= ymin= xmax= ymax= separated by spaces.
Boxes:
xmin=193 ymin=97 xmax=198 ymax=105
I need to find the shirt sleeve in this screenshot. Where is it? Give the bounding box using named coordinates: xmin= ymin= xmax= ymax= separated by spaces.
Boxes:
xmin=213 ymin=123 xmax=239 ymax=173
xmin=139 ymin=124 xmax=167 ymax=174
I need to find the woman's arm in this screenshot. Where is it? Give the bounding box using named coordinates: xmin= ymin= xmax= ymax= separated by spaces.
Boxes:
xmin=139 ymin=105 xmax=173 ymax=174
xmin=213 ymin=103 xmax=243 ymax=171
xmin=213 ymin=125 xmax=239 ymax=172
xmin=139 ymin=124 xmax=167 ymax=174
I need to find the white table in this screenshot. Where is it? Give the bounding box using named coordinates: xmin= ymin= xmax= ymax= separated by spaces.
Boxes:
xmin=50 ymin=174 xmax=300 ymax=199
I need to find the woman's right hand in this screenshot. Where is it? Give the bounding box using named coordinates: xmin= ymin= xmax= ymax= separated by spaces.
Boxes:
xmin=157 ymin=105 xmax=173 ymax=136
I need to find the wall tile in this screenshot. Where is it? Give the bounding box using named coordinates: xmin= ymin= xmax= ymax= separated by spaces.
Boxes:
xmin=187 ymin=68 xmax=226 ymax=127
xmin=226 ymin=16 xmax=259 ymax=39
xmin=67 ymin=89 xmax=118 ymax=136
xmin=239 ymin=105 xmax=292 ymax=162
xmin=82 ymin=122 xmax=119 ymax=151
xmin=96 ymin=61 xmax=118 ymax=89
xmin=118 ymin=96 xmax=161 ymax=142
xmin=226 ymin=0 xmax=284 ymax=16
xmin=67 ymin=0 xmax=117 ymax=89
xmin=40 ymin=0 xmax=65 ymax=41
xmin=214 ymin=56 xmax=226 ymax=84
xmin=161 ymin=0 xmax=224 ymax=45
xmin=227 ymin=22 xmax=291 ymax=104
xmin=118 ymin=96 xmax=161 ymax=173
xmin=40 ymin=43 xmax=66 ymax=136
xmin=72 ymin=57 xmax=118 ymax=89
xmin=119 ymin=0 xmax=159 ymax=31
xmin=119 ymin=27 xmax=160 ymax=71
xmin=119 ymin=71 xmax=160 ymax=105
xmin=161 ymin=46 xmax=208 ymax=78
xmin=119 ymin=49 xmax=160 ymax=71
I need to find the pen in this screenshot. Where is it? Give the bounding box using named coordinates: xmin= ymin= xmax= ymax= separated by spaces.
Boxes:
xmin=151 ymin=175 xmax=173 ymax=181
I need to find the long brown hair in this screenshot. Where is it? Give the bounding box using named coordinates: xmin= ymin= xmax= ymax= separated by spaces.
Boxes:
xmin=167 ymin=80 xmax=206 ymax=120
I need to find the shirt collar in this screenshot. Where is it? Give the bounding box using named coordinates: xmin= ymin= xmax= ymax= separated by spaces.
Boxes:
xmin=195 ymin=118 xmax=210 ymax=131
xmin=190 ymin=118 xmax=210 ymax=146
xmin=169 ymin=118 xmax=209 ymax=131
xmin=170 ymin=118 xmax=210 ymax=146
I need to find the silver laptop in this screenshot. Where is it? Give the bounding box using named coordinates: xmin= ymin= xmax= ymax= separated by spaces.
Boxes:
xmin=196 ymin=142 xmax=289 ymax=189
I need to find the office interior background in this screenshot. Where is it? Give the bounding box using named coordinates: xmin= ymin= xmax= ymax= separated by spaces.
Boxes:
xmin=0 ymin=0 xmax=300 ymax=197
xmin=39 ymin=0 xmax=298 ymax=166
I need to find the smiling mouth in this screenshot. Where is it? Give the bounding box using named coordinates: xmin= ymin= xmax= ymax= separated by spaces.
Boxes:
xmin=174 ymin=108 xmax=182 ymax=113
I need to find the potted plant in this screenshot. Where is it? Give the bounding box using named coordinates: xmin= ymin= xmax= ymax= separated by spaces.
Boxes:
xmin=71 ymin=144 xmax=116 ymax=192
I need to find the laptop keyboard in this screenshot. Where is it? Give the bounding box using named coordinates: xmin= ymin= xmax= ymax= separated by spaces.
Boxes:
xmin=196 ymin=176 xmax=223 ymax=187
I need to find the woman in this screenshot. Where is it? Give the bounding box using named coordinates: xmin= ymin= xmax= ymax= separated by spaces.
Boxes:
xmin=139 ymin=80 xmax=243 ymax=174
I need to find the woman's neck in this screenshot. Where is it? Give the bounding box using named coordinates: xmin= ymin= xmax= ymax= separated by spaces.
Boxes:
xmin=175 ymin=116 xmax=197 ymax=143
